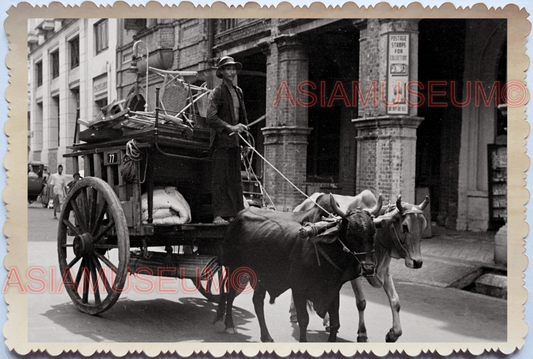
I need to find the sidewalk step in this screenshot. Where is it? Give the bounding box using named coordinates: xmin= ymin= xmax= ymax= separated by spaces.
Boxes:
xmin=470 ymin=273 xmax=507 ymax=299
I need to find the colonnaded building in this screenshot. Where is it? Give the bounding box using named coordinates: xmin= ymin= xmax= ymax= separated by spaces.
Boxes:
xmin=27 ymin=18 xmax=507 ymax=233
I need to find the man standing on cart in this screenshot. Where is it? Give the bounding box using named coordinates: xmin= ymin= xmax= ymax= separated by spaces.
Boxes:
xmin=206 ymin=56 xmax=248 ymax=225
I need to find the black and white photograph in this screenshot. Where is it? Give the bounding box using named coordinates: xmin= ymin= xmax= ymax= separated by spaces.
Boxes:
xmin=2 ymin=2 xmax=530 ymax=357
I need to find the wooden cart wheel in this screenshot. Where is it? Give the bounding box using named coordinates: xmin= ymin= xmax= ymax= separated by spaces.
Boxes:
xmin=57 ymin=177 xmax=130 ymax=315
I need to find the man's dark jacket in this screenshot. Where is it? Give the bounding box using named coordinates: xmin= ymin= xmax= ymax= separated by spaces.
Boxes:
xmin=206 ymin=82 xmax=248 ymax=149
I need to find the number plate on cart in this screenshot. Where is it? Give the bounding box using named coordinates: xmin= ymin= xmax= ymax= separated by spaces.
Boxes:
xmin=104 ymin=151 xmax=121 ymax=165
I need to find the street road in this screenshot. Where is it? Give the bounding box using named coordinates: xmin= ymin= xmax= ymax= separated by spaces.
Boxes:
xmin=25 ymin=202 xmax=506 ymax=343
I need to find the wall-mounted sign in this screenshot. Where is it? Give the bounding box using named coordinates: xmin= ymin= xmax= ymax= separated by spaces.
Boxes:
xmin=93 ymin=74 xmax=108 ymax=97
xmin=387 ymin=33 xmax=410 ymax=115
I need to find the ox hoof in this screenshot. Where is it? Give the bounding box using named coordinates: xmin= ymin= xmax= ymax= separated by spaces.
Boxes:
xmin=225 ymin=327 xmax=239 ymax=335
xmin=385 ymin=330 xmax=400 ymax=342
xmin=357 ymin=336 xmax=368 ymax=343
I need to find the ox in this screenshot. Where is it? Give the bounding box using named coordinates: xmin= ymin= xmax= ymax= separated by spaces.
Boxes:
xmin=214 ymin=193 xmax=382 ymax=342
xmin=294 ymin=190 xmax=429 ymax=342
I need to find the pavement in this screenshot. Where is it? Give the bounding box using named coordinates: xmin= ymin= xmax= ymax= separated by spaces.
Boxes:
xmin=390 ymin=224 xmax=506 ymax=295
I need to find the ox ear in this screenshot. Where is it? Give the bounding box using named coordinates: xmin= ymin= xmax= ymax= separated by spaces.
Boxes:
xmin=373 ymin=217 xmax=384 ymax=229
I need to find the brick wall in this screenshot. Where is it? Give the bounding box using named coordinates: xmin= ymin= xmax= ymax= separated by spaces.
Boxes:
xmin=358 ymin=19 xmax=382 ymax=118
xmin=263 ymin=127 xmax=312 ymax=211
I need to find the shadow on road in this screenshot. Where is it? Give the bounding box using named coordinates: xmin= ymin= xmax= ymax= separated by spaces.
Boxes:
xmin=42 ymin=297 xmax=255 ymax=342
xmin=289 ymin=323 xmax=351 ymax=343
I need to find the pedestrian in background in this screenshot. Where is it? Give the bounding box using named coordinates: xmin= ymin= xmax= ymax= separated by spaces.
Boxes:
xmin=48 ymin=164 xmax=68 ymax=219
xmin=28 ymin=164 xmax=38 ymax=178
xmin=206 ymin=56 xmax=248 ymax=225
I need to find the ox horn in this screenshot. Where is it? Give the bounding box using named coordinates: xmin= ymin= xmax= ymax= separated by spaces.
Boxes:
xmin=329 ymin=194 xmax=347 ymax=219
xmin=417 ymin=195 xmax=430 ymax=211
xmin=368 ymin=193 xmax=383 ymax=216
xmin=396 ymin=195 xmax=404 ymax=214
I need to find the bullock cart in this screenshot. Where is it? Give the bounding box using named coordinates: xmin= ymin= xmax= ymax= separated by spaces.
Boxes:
xmin=58 ymin=83 xmax=238 ymax=315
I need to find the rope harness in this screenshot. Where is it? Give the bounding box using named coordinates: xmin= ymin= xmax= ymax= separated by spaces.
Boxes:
xmin=390 ymin=224 xmax=409 ymax=257
xmin=313 ymin=238 xmax=375 ymax=274
xmin=300 ymin=219 xmax=375 ymax=272
xmin=238 ymin=129 xmax=377 ymax=273
xmin=385 ymin=208 xmax=423 ymax=254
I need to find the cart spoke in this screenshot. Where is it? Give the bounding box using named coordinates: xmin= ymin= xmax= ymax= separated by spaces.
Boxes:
xmin=67 ymin=254 xmax=82 ymax=269
xmin=75 ymin=257 xmax=88 ymax=292
xmin=78 ymin=187 xmax=89 ymax=229
xmin=95 ymin=251 xmax=118 ymax=273
xmin=89 ymin=258 xmax=101 ymax=305
xmin=92 ymin=255 xmax=113 ymax=294
xmin=62 ymin=218 xmax=83 ymax=237
xmin=93 ymin=220 xmax=115 ymax=243
xmin=88 ymin=187 xmax=99 ymax=234
xmin=82 ymin=266 xmax=90 ymax=304
xmin=60 ymin=266 xmax=77 ymax=292
xmin=91 ymin=201 xmax=109 ymax=237
xmin=70 ymin=198 xmax=88 ymax=233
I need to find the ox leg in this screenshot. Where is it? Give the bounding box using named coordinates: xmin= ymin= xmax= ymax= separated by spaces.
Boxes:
xmin=350 ymin=277 xmax=368 ymax=342
xmin=292 ymin=291 xmax=310 ymax=342
xmin=213 ymin=269 xmax=229 ymax=324
xmin=252 ymin=284 xmax=274 ymax=342
xmin=383 ymin=268 xmax=402 ymax=342
xmin=213 ymin=291 xmax=226 ymax=324
xmin=326 ymin=294 xmax=340 ymax=342
xmin=223 ymin=288 xmax=238 ymax=334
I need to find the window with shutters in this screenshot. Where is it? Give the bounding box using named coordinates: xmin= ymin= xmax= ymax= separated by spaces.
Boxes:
xmin=69 ymin=36 xmax=80 ymax=69
xmin=95 ymin=20 xmax=109 ymax=54
xmin=36 ymin=61 xmax=43 ymax=87
xmin=51 ymin=50 xmax=59 ymax=79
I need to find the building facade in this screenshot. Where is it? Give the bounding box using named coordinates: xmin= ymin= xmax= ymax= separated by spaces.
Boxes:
xmin=28 ymin=18 xmax=507 ymax=232
xmin=27 ymin=18 xmax=119 ymax=174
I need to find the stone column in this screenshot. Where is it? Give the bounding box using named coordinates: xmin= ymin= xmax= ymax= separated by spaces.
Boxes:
xmin=353 ymin=19 xmax=423 ymax=204
xmin=259 ymin=34 xmax=312 ymax=211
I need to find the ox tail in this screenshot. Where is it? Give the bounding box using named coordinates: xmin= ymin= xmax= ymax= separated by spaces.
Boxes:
xmin=269 ymin=295 xmax=276 ymax=304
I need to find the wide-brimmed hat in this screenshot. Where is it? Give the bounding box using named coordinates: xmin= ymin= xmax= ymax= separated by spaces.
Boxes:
xmin=215 ymin=56 xmax=242 ymax=78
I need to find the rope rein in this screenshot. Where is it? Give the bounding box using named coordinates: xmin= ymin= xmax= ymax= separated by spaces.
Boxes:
xmin=238 ymin=131 xmax=335 ymax=218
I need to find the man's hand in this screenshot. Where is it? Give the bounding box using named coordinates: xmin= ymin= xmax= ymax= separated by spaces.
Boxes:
xmin=228 ymin=123 xmax=248 ymax=134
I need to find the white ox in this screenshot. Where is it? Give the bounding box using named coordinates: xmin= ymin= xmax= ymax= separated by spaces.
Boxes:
xmin=294 ymin=190 xmax=429 ymax=342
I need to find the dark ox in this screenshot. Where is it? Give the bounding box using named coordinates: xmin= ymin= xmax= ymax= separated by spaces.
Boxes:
xmin=295 ymin=190 xmax=429 ymax=342
xmin=214 ymin=193 xmax=382 ymax=342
